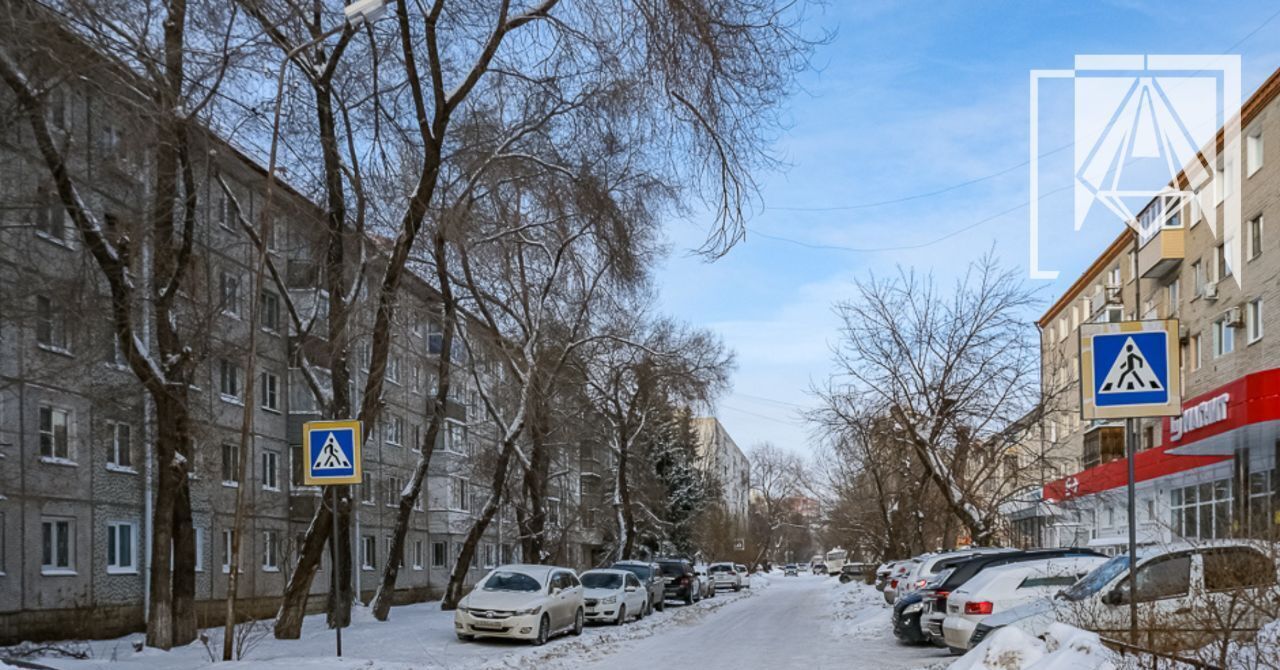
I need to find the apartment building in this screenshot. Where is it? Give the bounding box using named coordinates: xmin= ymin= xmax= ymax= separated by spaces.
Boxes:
xmin=1017 ymin=66 xmax=1280 ymax=553
xmin=0 ymin=10 xmax=599 ymax=644
xmin=693 ymin=417 xmax=751 ymax=525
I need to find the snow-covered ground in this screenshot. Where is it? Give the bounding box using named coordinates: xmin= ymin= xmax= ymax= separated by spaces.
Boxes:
xmin=1 ymin=575 xmax=991 ymax=670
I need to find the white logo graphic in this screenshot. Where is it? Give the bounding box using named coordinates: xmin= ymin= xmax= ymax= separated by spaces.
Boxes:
xmin=312 ymin=432 xmax=352 ymax=469
xmin=1030 ymin=55 xmax=1241 ymax=283
xmin=1098 ymin=337 xmax=1164 ymax=393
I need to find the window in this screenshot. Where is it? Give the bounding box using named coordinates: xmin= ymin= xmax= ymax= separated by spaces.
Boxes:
xmin=35 ymin=295 xmax=69 ymax=351
xmin=445 ymin=421 xmax=467 ymax=453
xmin=1108 ymin=265 xmax=1121 ymax=287
xmin=388 ymin=355 xmax=402 ymax=383
xmin=1167 ymin=279 xmax=1179 ymax=315
xmin=452 ymin=479 xmax=470 ymax=511
xmin=219 ymin=359 xmax=241 ymax=400
xmin=1192 ymin=260 xmax=1204 ymax=297
xmin=386 ymin=476 xmax=404 ymax=507
xmin=412 ymin=365 xmax=423 ymax=393
xmin=47 ymin=86 xmax=70 ymax=129
xmin=220 ymin=270 xmax=241 ymax=317
xmin=1019 ymin=575 xmax=1081 ymax=589
xmin=1247 ymin=128 xmax=1265 ymax=177
xmin=106 ymin=522 xmax=137 ymax=574
xmin=410 ymin=423 xmax=421 ymax=453
xmin=222 ymin=443 xmax=240 ymax=485
xmin=261 ymin=450 xmax=280 ymax=491
xmin=194 ymin=528 xmax=205 ymax=573
xmin=107 ymin=422 xmax=133 ymax=470
xmin=385 ymin=415 xmax=404 ymax=446
xmin=214 ymin=190 xmax=230 ymax=229
xmin=361 ymin=474 xmax=375 ymax=505
xmin=1203 ymin=548 xmax=1275 ymax=592
xmin=1171 ymin=479 xmax=1233 ymax=540
xmin=39 ymin=405 xmax=72 ymax=460
xmin=483 ymin=543 xmax=496 ymax=568
xmin=432 ymin=542 xmax=447 ymax=567
xmin=41 ymin=518 xmax=74 ymax=573
xmin=108 ymin=330 xmax=126 ymax=367
xmin=1249 ymin=216 xmax=1264 ymax=260
xmin=1132 ymin=555 xmax=1191 ymax=602
xmin=262 ymin=530 xmax=279 ymax=571
xmin=1212 ymin=318 xmax=1235 ymax=357
xmin=361 ymin=535 xmax=376 ymax=570
xmin=221 ymin=529 xmax=241 ymax=573
xmin=1248 ymin=299 xmax=1264 ymax=343
xmin=1189 ymin=333 xmax=1202 ymax=371
xmin=1215 ymin=243 xmax=1232 ymax=282
xmin=261 ymin=292 xmax=280 ymax=332
xmin=33 ymin=184 xmax=70 ymax=243
xmin=260 ymin=372 xmax=279 ymax=411
xmin=413 ymin=540 xmax=424 ymax=570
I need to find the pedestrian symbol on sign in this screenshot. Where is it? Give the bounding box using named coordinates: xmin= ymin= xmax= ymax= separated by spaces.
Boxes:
xmin=313 ymin=432 xmax=353 ymax=469
xmin=1098 ymin=337 xmax=1163 ymax=393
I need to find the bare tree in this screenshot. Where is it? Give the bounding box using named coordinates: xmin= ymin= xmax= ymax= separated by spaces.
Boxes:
xmin=818 ymin=254 xmax=1045 ymax=546
xmin=745 ymin=442 xmax=803 ymax=564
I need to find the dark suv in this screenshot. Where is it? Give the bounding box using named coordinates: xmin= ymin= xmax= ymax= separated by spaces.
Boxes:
xmin=611 ymin=560 xmax=666 ymax=612
xmin=656 ymin=558 xmax=699 ymax=605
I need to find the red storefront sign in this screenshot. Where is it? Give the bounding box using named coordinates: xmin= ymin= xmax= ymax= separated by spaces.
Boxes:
xmin=1043 ymin=368 xmax=1280 ymax=502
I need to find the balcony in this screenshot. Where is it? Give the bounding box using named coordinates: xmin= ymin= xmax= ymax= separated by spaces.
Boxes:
xmin=1138 ymin=227 xmax=1185 ymax=279
xmin=1088 ymin=284 xmax=1123 ymax=317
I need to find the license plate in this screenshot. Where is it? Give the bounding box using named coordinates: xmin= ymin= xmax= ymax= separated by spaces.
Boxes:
xmin=472 ymin=623 xmax=503 ymax=631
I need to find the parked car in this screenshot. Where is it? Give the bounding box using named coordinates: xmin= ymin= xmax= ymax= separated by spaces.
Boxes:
xmin=784 ymin=563 xmax=798 ymax=576
xmin=735 ymin=564 xmax=751 ymax=588
xmin=883 ymin=560 xmax=916 ymax=604
xmin=811 ymin=562 xmax=828 ymax=575
xmin=917 ymin=548 xmax=1101 ymax=644
xmin=876 ymin=562 xmax=897 ymax=591
xmin=455 ymin=564 xmax=584 ymax=645
xmin=610 ymin=560 xmax=666 ymax=612
xmin=709 ymin=562 xmax=743 ymax=591
xmin=581 ymin=569 xmax=650 ymax=625
xmin=693 ymin=564 xmax=716 ymax=599
xmin=941 ymin=555 xmax=1107 ymax=653
xmin=657 ymin=558 xmax=701 ymax=605
xmin=840 ymin=562 xmax=870 ymax=584
xmin=972 ymin=541 xmax=1280 ymax=652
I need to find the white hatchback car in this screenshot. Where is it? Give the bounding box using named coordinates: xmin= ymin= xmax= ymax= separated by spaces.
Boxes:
xmin=941 ymin=555 xmax=1107 ymax=652
xmin=455 ymin=564 xmax=585 ymax=645
xmin=709 ymin=562 xmax=742 ymax=591
xmin=581 ymin=569 xmax=650 ymax=624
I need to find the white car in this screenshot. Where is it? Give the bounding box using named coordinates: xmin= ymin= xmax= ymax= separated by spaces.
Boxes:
xmin=971 ymin=540 xmax=1280 ymax=650
xmin=709 ymin=562 xmax=742 ymax=591
xmin=883 ymin=560 xmax=915 ymax=604
xmin=455 ymin=564 xmax=584 ymax=645
xmin=580 ymin=569 xmax=649 ymax=624
xmin=735 ymin=563 xmax=751 ymax=588
xmin=941 ymin=555 xmax=1107 ymax=652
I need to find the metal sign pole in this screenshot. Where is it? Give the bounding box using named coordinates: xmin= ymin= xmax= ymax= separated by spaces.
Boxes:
xmin=1125 ymin=416 xmax=1138 ymax=645
xmin=333 ymin=485 xmax=343 ymax=657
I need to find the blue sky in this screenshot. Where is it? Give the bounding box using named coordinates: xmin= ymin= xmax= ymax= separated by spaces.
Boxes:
xmin=655 ymin=0 xmax=1280 ymax=459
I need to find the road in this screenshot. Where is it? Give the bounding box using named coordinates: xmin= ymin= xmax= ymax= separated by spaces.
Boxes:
xmin=540 ymin=575 xmax=954 ymax=670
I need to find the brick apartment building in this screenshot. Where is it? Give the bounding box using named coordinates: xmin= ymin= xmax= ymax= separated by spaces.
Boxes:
xmin=0 ymin=8 xmax=611 ymax=644
xmin=1011 ymin=66 xmax=1280 ymax=553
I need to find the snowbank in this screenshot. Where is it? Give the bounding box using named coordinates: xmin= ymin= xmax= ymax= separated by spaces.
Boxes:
xmin=949 ymin=623 xmax=1115 ymax=670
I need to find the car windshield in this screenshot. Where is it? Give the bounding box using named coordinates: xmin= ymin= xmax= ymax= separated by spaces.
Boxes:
xmin=614 ymin=564 xmax=651 ymax=580
xmin=482 ymin=571 xmax=542 ymax=592
xmin=1059 ymin=555 xmax=1129 ymax=601
xmin=581 ymin=573 xmax=624 ymax=589
xmin=710 ymin=565 xmax=734 ymax=573
xmin=659 ymin=563 xmax=686 ymax=577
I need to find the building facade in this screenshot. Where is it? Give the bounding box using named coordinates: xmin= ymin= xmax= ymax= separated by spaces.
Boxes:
xmin=693 ymin=417 xmax=750 ymax=524
xmin=1017 ymin=66 xmax=1280 ymax=553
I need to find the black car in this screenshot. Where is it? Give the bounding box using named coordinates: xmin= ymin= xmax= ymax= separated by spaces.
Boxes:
xmin=890 ymin=554 xmax=983 ymax=644
xmin=611 ymin=560 xmax=666 ymax=612
xmin=911 ymin=548 xmax=1106 ymax=645
xmin=656 ymin=558 xmax=699 ymax=605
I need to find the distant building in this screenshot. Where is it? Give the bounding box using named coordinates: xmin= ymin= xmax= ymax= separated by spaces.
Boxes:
xmin=693 ymin=417 xmax=750 ymax=523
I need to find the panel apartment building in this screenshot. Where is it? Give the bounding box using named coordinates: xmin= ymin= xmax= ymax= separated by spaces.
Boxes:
xmin=693 ymin=417 xmax=751 ymax=525
xmin=1013 ymin=66 xmax=1280 ymax=553
xmin=0 ymin=10 xmax=608 ymax=643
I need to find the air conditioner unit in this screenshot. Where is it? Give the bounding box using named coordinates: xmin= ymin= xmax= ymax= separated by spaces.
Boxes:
xmin=1225 ymin=306 xmax=1244 ymax=327
xmin=1204 ymin=283 xmax=1219 ymax=301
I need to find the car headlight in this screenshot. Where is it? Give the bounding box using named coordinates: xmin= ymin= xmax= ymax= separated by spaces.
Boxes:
xmin=903 ymin=602 xmax=923 ymax=615
xmin=515 ymin=606 xmax=541 ymax=616
xmin=600 ymin=596 xmax=617 ymax=605
xmin=456 ymin=606 xmax=469 ymax=614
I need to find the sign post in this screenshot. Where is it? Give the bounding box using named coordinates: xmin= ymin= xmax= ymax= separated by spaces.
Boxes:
xmin=303 ymin=420 xmax=363 ymax=657
xmin=1079 ymin=319 xmax=1180 ymax=644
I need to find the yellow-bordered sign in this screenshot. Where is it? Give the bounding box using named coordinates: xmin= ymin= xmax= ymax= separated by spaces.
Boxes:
xmin=1079 ymin=319 xmax=1182 ymax=419
xmin=302 ymin=420 xmax=363 ymax=485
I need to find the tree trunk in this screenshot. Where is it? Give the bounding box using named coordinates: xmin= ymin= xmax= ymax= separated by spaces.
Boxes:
xmin=146 ymin=406 xmax=177 ymax=649
xmin=169 ymin=405 xmax=197 ymax=645
xmin=615 ymin=434 xmax=636 ymax=560
xmin=442 ymin=439 xmax=519 ymax=609
xmin=274 ymin=501 xmax=332 ymax=638
xmin=519 ymin=409 xmax=551 ymax=563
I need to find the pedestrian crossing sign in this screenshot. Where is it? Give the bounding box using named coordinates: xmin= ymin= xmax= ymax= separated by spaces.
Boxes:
xmin=1079 ymin=320 xmax=1181 ymax=419
xmin=303 ymin=420 xmax=363 ymax=485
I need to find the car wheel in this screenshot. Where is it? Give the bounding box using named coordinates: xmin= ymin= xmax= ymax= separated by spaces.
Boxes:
xmin=644 ymin=600 xmax=652 ymax=617
xmin=684 ymin=589 xmax=694 ymax=605
xmin=534 ymin=614 xmax=550 ymax=646
xmin=615 ymin=604 xmax=626 ymax=626
xmin=733 ymin=584 xmax=741 ymax=592
xmin=656 ymin=597 xmax=665 ymax=612
xmin=573 ymin=608 xmax=584 ymax=636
